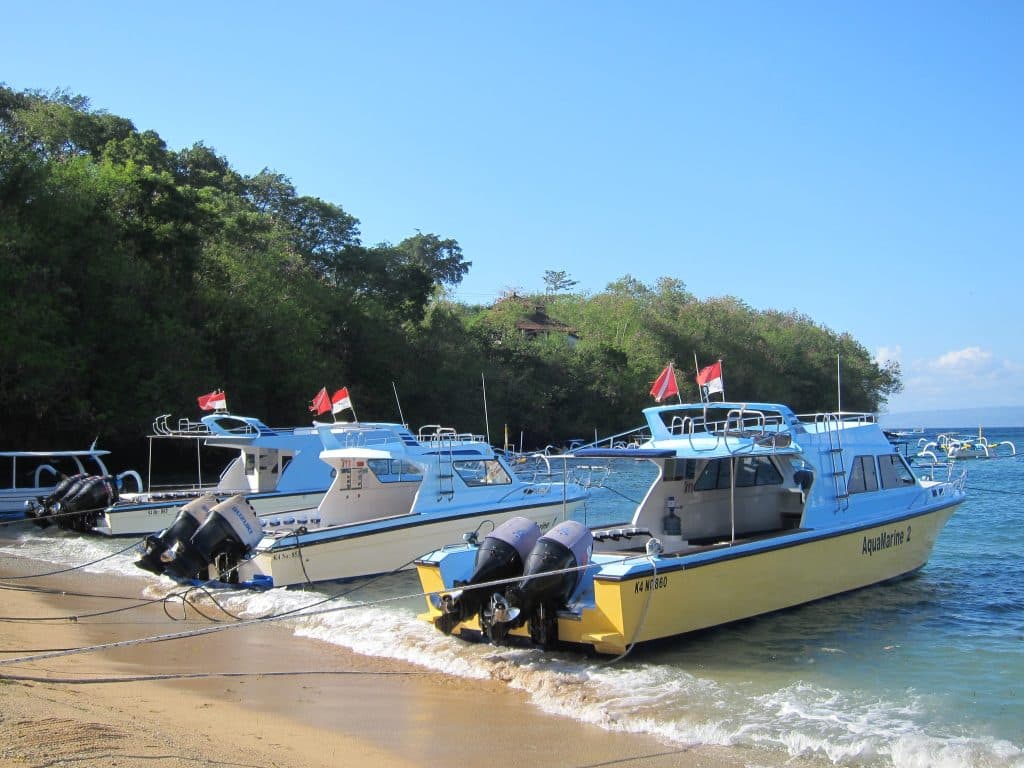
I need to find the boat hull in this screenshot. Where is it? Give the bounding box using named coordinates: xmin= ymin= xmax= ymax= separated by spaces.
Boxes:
xmin=94 ymin=490 xmax=327 ymax=537
xmin=1 ymin=489 xmax=48 ymax=517
xmin=419 ymin=502 xmax=959 ymax=655
xmin=239 ymin=499 xmax=583 ymax=587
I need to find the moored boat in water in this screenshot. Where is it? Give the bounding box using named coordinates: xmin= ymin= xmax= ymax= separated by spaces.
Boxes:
xmin=415 ymin=401 xmax=967 ymax=655
xmin=2 ymin=445 xmax=142 ymax=523
xmin=138 ymin=424 xmax=588 ymax=586
xmin=91 ymin=412 xmax=343 ymax=537
xmin=916 ymin=428 xmax=1017 ymax=461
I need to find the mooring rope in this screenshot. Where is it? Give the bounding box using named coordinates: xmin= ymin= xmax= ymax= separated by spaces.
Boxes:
xmin=0 ymin=552 xmax=657 ymax=668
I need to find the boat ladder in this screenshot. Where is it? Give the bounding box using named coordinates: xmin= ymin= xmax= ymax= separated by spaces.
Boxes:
xmin=434 ymin=437 xmax=456 ymax=499
xmin=823 ymin=416 xmax=850 ymax=513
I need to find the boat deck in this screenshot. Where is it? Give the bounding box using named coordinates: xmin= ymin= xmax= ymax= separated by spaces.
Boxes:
xmin=594 ymin=526 xmax=812 ymax=558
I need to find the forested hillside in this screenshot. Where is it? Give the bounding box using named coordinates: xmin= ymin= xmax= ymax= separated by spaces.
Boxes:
xmin=0 ymin=87 xmax=900 ymax=458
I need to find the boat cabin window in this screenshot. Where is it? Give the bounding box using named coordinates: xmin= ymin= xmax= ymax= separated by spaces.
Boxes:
xmin=878 ymin=454 xmax=916 ymax=489
xmin=453 ymin=459 xmax=511 ymax=486
xmin=693 ymin=457 xmax=783 ymax=491
xmin=244 ymin=451 xmax=279 ymax=476
xmin=366 ymin=459 xmax=423 ymax=483
xmin=848 ymin=455 xmax=879 ymax=494
xmin=663 ymin=458 xmax=697 ymax=482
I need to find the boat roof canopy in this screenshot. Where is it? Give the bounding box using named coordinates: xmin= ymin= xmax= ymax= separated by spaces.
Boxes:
xmin=643 ymin=401 xmax=800 ymax=420
xmin=0 ymin=449 xmax=110 ymax=458
xmin=571 ymin=447 xmax=677 ymax=459
xmin=319 ymin=447 xmax=394 ymax=461
xmin=202 ymin=413 xmax=278 ymax=437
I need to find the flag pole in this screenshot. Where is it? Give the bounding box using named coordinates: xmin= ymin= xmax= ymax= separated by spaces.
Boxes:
xmin=693 ymin=352 xmax=704 ymax=403
xmin=392 ymin=381 xmax=406 ymax=426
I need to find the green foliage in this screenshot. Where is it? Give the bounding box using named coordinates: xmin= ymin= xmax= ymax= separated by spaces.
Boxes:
xmin=0 ymin=85 xmax=899 ymax=457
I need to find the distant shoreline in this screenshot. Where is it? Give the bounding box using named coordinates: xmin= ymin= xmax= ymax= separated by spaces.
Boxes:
xmin=879 ymin=406 xmax=1024 ymax=428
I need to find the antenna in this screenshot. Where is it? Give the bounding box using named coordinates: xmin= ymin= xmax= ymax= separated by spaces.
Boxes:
xmin=837 ymin=354 xmax=842 ymax=413
xmin=481 ymin=373 xmax=491 ymax=445
xmin=391 ymin=381 xmax=406 ymax=426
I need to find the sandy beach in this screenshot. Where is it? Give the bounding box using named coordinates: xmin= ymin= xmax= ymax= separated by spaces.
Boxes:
xmin=0 ymin=549 xmax=750 ymax=768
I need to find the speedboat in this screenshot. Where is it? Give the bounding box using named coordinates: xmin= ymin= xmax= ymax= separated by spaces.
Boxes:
xmin=88 ymin=412 xmax=345 ymax=537
xmin=1 ymin=445 xmax=141 ymax=521
xmin=415 ymin=401 xmax=967 ymax=655
xmin=137 ymin=424 xmax=588 ymax=586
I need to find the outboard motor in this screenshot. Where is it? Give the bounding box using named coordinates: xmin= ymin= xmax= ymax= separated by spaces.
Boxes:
xmin=162 ymin=494 xmax=262 ymax=583
xmin=53 ymin=475 xmax=119 ymax=532
xmin=436 ymin=516 xmax=541 ymax=635
xmin=25 ymin=473 xmax=89 ymax=527
xmin=486 ymin=519 xmax=593 ymax=647
xmin=135 ymin=495 xmax=218 ymax=575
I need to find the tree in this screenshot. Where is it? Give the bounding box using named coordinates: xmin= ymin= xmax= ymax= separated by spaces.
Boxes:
xmin=543 ymin=269 xmax=578 ymax=293
xmin=0 ymin=86 xmax=902 ymax=453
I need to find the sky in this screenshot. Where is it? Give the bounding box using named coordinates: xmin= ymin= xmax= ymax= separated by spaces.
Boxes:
xmin=4 ymin=1 xmax=1022 ymax=416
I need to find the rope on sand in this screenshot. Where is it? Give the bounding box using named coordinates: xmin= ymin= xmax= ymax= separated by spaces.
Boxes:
xmin=0 ymin=669 xmax=427 ymax=684
xmin=0 ymin=555 xmax=646 ymax=668
xmin=0 ymin=539 xmax=143 ymax=579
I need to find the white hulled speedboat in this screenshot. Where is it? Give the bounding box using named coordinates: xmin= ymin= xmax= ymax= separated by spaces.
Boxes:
xmin=416 ymin=402 xmax=967 ymax=655
xmin=92 ymin=412 xmax=348 ymax=537
xmin=139 ymin=424 xmax=587 ymax=586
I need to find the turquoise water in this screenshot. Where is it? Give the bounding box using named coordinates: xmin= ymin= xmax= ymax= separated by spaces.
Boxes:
xmin=532 ymin=430 xmax=1023 ymax=765
xmin=2 ymin=428 xmax=1021 ymax=766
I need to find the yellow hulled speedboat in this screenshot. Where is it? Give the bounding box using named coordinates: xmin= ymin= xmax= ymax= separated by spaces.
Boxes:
xmin=415 ymin=402 xmax=967 ymax=655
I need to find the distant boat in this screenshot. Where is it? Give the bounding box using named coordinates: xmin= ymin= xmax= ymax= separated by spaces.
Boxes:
xmin=416 ymin=401 xmax=967 ymax=655
xmin=917 ymin=428 xmax=1016 ymax=461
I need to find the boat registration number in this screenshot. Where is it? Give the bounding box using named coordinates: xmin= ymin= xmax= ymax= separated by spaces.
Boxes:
xmin=634 ymin=575 xmax=669 ymax=594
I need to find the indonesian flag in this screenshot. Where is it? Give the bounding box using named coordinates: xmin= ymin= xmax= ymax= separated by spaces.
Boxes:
xmin=197 ymin=390 xmax=227 ymax=411
xmin=650 ymin=363 xmax=679 ymax=403
xmin=309 ymin=387 xmax=331 ymax=415
xmin=696 ymin=361 xmax=724 ymax=396
xmin=331 ymin=387 xmax=353 ymax=415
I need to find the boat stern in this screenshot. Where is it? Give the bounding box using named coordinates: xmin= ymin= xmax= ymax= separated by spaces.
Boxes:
xmin=415 ymin=541 xmax=632 ymax=653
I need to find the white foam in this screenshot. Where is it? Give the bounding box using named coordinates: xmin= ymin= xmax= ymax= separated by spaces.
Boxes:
xmin=4 ymin=529 xmax=1022 ymax=768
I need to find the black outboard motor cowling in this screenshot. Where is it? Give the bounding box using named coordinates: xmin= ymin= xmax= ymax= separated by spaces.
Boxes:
xmin=39 ymin=473 xmax=89 ymax=508
xmin=163 ymin=494 xmax=262 ymax=582
xmin=436 ymin=516 xmax=541 ymax=634
xmin=54 ymin=475 xmax=118 ymax=532
xmin=135 ymin=495 xmax=218 ymax=575
xmin=25 ymin=473 xmax=89 ymax=528
xmin=491 ymin=520 xmax=592 ymax=646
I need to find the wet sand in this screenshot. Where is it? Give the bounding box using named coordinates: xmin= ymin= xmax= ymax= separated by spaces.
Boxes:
xmin=0 ymin=550 xmax=745 ymax=768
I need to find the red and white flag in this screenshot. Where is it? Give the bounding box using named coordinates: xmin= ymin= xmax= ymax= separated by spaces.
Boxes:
xmin=650 ymin=364 xmax=679 ymax=403
xmin=696 ymin=361 xmax=724 ymax=397
xmin=309 ymin=387 xmax=331 ymax=415
xmin=197 ymin=390 xmax=227 ymax=411
xmin=331 ymin=387 xmax=353 ymax=415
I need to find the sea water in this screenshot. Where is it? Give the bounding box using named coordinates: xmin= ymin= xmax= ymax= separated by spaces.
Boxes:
xmin=1 ymin=428 xmax=1022 ymax=767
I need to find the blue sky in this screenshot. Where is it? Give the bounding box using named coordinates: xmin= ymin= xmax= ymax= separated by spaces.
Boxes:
xmin=4 ymin=2 xmax=1022 ymax=415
